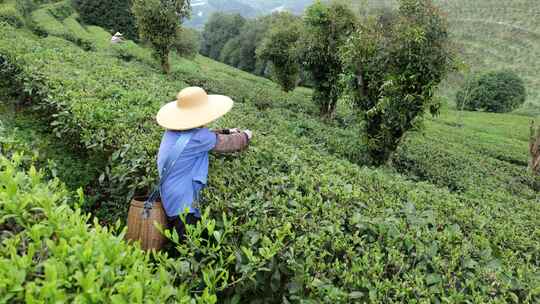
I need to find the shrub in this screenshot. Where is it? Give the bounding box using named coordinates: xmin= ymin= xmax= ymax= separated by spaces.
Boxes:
xmin=456 ymin=70 xmax=527 ymax=113
xmin=73 ymin=0 xmax=138 ymax=41
xmin=256 ymin=12 xmax=302 ymax=93
xmin=172 ymin=27 xmax=200 ymax=59
xmin=0 ymin=154 xmax=195 ymax=302
xmin=31 ymin=8 xmax=94 ymax=50
xmin=111 ymin=40 xmax=156 ymax=65
xmin=0 ymin=2 xmax=24 ymax=28
xmin=300 ymin=1 xmax=357 ymax=118
xmin=44 ymin=0 xmax=73 ymax=20
xmin=341 ymin=0 xmax=454 ymax=165
xmin=132 ymin=0 xmax=190 ymax=74
xmin=14 ymin=0 xmax=36 ymax=19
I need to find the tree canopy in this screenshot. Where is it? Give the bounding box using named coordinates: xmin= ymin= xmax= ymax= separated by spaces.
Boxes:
xmin=200 ymin=12 xmax=245 ymax=61
xmin=132 ymin=0 xmax=191 ymax=74
xmin=74 ymin=0 xmax=138 ymax=41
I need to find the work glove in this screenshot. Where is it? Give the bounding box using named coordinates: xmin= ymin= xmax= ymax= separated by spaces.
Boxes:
xmin=244 ymin=130 xmax=253 ymax=140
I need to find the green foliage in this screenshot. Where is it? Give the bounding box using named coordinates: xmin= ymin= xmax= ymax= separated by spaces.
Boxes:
xmin=14 ymin=0 xmax=36 ymax=19
xmin=456 ymin=70 xmax=527 ymax=113
xmin=1 ymin=18 xmax=539 ymax=302
xmin=0 ymin=105 xmax=101 ymax=192
xmin=31 ymin=7 xmax=95 ymax=50
xmin=0 ymin=154 xmax=196 ymax=302
xmin=301 ymin=0 xmax=357 ymax=118
xmin=341 ymin=0 xmax=454 ymax=165
xmin=43 ymin=0 xmax=73 ymax=20
xmin=173 ymin=27 xmax=200 ymax=59
xmin=256 ymin=12 xmax=302 ymax=93
xmin=217 ymin=14 xmax=279 ymax=76
xmin=73 ymin=0 xmax=138 ymax=41
xmin=132 ymin=0 xmax=191 ymax=74
xmin=0 ymin=1 xmax=24 ymax=28
xmin=299 ymin=1 xmax=356 ymax=118
xmin=200 ymin=12 xmax=246 ymax=60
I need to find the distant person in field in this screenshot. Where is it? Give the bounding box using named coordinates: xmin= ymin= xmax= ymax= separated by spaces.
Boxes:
xmin=111 ymin=32 xmax=124 ymax=44
xmin=156 ymin=86 xmax=252 ymax=240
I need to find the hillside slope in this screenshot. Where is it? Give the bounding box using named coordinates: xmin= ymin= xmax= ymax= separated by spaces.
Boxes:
xmin=0 ymin=1 xmax=539 ymax=302
xmin=353 ymin=0 xmax=540 ymax=107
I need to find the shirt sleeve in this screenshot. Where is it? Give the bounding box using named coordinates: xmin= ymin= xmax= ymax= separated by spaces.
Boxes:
xmin=190 ymin=128 xmax=217 ymax=152
xmin=212 ymin=132 xmax=250 ymax=154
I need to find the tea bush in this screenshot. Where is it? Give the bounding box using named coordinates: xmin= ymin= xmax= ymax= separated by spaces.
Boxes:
xmin=0 ymin=17 xmax=539 ymax=302
xmin=456 ymin=70 xmax=527 ymax=113
xmin=341 ymin=0 xmax=454 ymax=165
xmin=0 ymin=0 xmax=24 ymax=28
xmin=0 ymin=154 xmax=194 ymax=302
xmin=73 ymin=0 xmax=138 ymax=41
xmin=0 ymin=104 xmax=101 ymax=192
xmin=31 ymin=6 xmax=94 ymax=50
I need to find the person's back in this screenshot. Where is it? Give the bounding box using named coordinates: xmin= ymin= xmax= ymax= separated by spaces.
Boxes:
xmin=155 ymin=87 xmax=252 ymax=239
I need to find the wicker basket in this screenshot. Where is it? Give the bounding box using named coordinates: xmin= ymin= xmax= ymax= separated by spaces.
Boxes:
xmin=125 ymin=197 xmax=168 ymax=251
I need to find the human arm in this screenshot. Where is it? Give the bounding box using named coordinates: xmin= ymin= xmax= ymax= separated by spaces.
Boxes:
xmin=211 ymin=129 xmax=252 ymax=153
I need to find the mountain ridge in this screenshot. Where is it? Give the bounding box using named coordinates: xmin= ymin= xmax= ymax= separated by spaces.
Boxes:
xmin=186 ymin=0 xmax=313 ymax=28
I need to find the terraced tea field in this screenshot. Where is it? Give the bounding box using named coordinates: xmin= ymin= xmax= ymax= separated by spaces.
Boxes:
xmin=0 ymin=0 xmax=539 ymax=302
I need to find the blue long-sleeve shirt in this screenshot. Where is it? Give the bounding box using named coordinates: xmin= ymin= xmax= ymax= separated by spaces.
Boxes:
xmin=157 ymin=128 xmax=217 ymax=217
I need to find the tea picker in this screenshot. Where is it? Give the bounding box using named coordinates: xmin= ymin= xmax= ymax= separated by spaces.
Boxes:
xmin=126 ymin=87 xmax=253 ymax=251
xmin=111 ymin=32 xmax=124 ymax=44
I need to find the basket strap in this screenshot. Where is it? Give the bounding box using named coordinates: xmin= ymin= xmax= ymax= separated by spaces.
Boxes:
xmin=143 ymin=132 xmax=193 ymax=218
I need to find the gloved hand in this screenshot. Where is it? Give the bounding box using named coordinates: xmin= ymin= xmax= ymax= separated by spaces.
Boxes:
xmin=244 ymin=130 xmax=253 ymax=140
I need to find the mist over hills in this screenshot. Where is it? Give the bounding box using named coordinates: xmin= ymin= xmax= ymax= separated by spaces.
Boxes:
xmin=186 ymin=0 xmax=314 ymax=28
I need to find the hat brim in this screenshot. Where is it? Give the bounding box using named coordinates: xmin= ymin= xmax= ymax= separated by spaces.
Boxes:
xmin=156 ymin=95 xmax=233 ymax=130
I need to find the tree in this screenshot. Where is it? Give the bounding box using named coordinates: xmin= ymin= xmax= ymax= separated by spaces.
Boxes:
xmin=220 ymin=17 xmax=271 ymax=75
xmin=173 ymin=27 xmax=200 ymax=59
xmin=256 ymin=13 xmax=302 ymax=92
xmin=200 ymin=12 xmax=245 ymax=60
xmin=132 ymin=0 xmax=191 ymax=74
xmin=456 ymin=70 xmax=527 ymax=113
xmin=300 ymin=1 xmax=357 ymax=118
xmin=341 ymin=0 xmax=454 ymax=165
xmin=73 ymin=0 xmax=138 ymax=41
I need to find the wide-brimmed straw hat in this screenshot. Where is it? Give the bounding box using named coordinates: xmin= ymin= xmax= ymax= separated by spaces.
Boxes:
xmin=156 ymin=87 xmax=233 ymax=130
xmin=114 ymin=32 xmax=123 ymax=36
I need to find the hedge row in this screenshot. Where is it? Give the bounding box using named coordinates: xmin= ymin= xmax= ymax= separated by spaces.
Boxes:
xmin=0 ymin=0 xmax=25 ymax=28
xmin=0 ymin=154 xmax=209 ymax=302
xmin=30 ymin=4 xmax=94 ymax=50
xmin=1 ymin=22 xmax=539 ymax=302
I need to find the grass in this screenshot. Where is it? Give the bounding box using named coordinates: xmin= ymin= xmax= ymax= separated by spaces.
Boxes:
xmin=0 ymin=1 xmax=539 ymax=302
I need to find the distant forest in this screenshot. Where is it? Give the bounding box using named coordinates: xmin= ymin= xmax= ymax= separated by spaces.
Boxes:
xmin=186 ymin=0 xmax=313 ymax=28
xmin=199 ymin=11 xmax=311 ymax=85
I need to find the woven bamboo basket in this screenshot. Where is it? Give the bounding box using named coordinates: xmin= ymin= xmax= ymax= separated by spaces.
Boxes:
xmin=126 ymin=197 xmax=168 ymax=251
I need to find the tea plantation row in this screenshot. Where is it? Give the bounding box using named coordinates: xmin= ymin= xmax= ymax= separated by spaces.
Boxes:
xmin=0 ymin=153 xmax=211 ymax=303
xmin=0 ymin=10 xmax=539 ymax=303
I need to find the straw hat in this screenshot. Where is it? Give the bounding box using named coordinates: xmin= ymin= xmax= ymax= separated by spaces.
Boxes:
xmin=156 ymin=87 xmax=233 ymax=130
xmin=114 ymin=32 xmax=123 ymax=36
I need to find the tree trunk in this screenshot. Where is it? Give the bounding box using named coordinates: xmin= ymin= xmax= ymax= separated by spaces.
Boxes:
xmin=319 ymin=99 xmax=337 ymax=120
xmin=529 ymin=121 xmax=540 ymax=174
xmin=160 ymin=53 xmax=170 ymax=74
